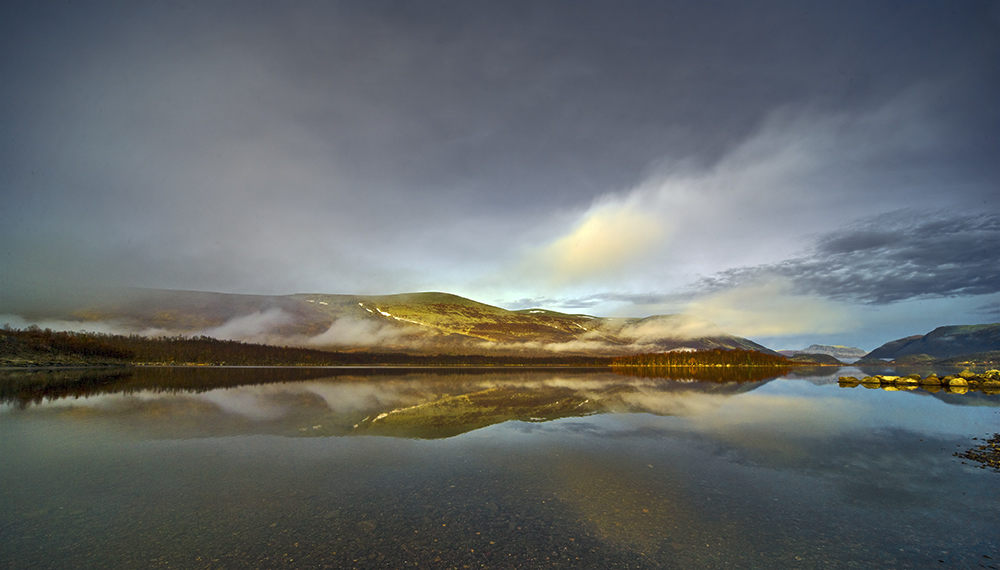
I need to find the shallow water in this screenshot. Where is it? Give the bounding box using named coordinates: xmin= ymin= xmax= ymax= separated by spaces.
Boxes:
xmin=1 ymin=367 xmax=997 ymax=569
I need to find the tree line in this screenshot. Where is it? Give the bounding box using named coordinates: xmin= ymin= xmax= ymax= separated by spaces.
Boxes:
xmin=3 ymin=327 xmax=795 ymax=369
xmin=0 ymin=326 xmax=613 ymax=367
xmin=611 ymin=348 xmax=791 ymax=368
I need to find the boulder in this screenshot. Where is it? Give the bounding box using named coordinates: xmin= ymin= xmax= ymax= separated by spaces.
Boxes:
xmin=838 ymin=376 xmax=860 ymax=387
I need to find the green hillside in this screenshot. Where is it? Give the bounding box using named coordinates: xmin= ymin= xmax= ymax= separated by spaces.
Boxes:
xmin=8 ymin=287 xmax=779 ymax=357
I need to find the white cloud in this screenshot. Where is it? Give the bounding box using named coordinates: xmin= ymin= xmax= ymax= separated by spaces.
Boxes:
xmin=306 ymin=317 xmax=417 ymax=348
xmin=516 ymin=193 xmax=668 ymax=287
xmin=684 ymin=278 xmax=852 ymax=337
xmin=197 ymin=308 xmax=296 ymax=341
xmin=505 ymin=90 xmax=963 ymax=302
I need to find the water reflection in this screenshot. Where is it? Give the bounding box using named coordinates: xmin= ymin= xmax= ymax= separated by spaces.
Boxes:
xmin=2 ymin=367 xmax=996 ymax=441
xmin=2 ymin=367 xmax=998 ymax=569
xmin=612 ymin=365 xmax=791 ymax=383
xmin=1 ymin=367 xmax=781 ymax=440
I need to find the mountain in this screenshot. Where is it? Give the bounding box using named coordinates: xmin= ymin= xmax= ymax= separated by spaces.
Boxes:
xmin=863 ymin=324 xmax=1000 ymax=361
xmin=7 ymin=288 xmax=778 ymax=357
xmin=780 ymin=344 xmax=865 ymax=362
xmin=788 ymin=353 xmax=843 ymax=365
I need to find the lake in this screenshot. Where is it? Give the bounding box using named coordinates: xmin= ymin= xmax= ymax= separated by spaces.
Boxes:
xmin=1 ymin=366 xmax=998 ymax=569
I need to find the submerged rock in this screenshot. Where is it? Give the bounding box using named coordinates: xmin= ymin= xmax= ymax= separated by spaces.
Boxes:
xmin=956 ymin=433 xmax=1000 ymax=473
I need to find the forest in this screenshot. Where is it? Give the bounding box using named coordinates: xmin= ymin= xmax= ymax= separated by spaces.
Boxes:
xmin=0 ymin=326 xmax=613 ymax=367
xmin=611 ymin=348 xmax=792 ymax=368
xmin=2 ymin=327 xmax=801 ymax=370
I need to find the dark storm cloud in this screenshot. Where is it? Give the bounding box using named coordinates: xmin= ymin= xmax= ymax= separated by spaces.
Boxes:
xmin=0 ymin=0 xmax=997 ymax=345
xmin=694 ymin=211 xmax=1000 ymax=305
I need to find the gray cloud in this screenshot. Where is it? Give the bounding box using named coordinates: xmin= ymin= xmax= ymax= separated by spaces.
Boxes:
xmin=694 ymin=211 xmax=1000 ymax=305
xmin=1 ymin=1 xmax=997 ymax=349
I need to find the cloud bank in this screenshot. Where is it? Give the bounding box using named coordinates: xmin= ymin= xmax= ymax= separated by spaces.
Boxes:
xmin=693 ymin=211 xmax=1000 ymax=305
xmin=502 ymin=86 xmax=995 ymax=301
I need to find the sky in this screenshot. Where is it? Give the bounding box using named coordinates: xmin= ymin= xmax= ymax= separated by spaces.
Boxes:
xmin=1 ymin=0 xmax=998 ymax=351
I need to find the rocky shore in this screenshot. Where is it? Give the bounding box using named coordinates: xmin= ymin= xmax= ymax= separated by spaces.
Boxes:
xmin=955 ymin=433 xmax=1000 ymax=473
xmin=837 ymin=369 xmax=1000 ymax=395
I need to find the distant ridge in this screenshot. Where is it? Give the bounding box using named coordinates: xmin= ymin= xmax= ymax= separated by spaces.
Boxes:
xmin=3 ymin=287 xmax=779 ymax=357
xmin=863 ymin=324 xmax=1000 ymax=361
xmin=779 ymin=344 xmax=865 ymax=362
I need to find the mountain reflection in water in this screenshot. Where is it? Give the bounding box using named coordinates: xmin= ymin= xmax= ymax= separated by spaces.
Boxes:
xmin=2 ymin=367 xmax=998 ymax=570
xmin=0 ymin=367 xmax=781 ymax=439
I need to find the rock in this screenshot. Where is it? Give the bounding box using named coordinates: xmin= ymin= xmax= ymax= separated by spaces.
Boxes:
xmin=918 ymin=375 xmax=942 ymax=385
xmin=946 ymin=377 xmax=969 ymax=387
xmin=896 ymin=375 xmax=918 ymax=384
xmin=838 ymin=376 xmax=860 ymax=387
xmin=906 ymin=374 xmax=922 ymax=380
xmin=860 ymin=376 xmax=881 ymax=384
xmin=959 ymin=369 xmax=976 ymax=378
xmin=880 ymin=375 xmax=900 ymax=384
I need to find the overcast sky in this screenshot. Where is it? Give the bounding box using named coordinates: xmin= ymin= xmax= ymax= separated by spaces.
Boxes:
xmin=2 ymin=0 xmax=998 ymax=350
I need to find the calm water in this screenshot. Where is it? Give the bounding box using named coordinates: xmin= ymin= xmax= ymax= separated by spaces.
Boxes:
xmin=1 ymin=367 xmax=997 ymax=570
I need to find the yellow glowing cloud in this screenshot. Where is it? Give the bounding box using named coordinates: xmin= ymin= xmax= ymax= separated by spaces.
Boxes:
xmin=528 ymin=199 xmax=666 ymax=286
xmin=685 ymin=278 xmax=851 ymax=337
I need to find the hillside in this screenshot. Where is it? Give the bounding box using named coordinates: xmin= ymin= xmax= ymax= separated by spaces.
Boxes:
xmin=788 ymin=353 xmax=843 ymax=365
xmin=864 ymin=324 xmax=1000 ymax=361
xmin=4 ymin=288 xmax=777 ymax=357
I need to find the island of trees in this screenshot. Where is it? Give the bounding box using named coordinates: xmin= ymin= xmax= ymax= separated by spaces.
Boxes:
xmin=611 ymin=348 xmax=792 ymax=368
